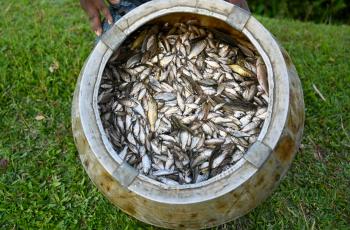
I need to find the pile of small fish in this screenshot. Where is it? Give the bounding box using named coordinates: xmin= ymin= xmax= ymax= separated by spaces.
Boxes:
xmin=98 ymin=21 xmax=269 ymax=185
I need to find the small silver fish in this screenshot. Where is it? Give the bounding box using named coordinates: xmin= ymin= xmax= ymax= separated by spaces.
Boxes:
xmin=205 ymin=138 xmax=225 ymax=145
xmin=159 ymin=134 xmax=177 ymax=143
xmin=159 ymin=177 xmax=179 ymax=186
xmin=147 ymin=96 xmax=158 ymax=132
xmin=142 ymin=153 xmax=151 ymax=174
xmin=177 ymin=92 xmax=185 ymax=112
xmin=188 ymin=40 xmax=207 ymax=59
xmin=99 ymin=21 xmax=269 ymax=185
xmin=256 ymin=57 xmax=269 ymax=93
xmin=192 ymin=149 xmax=213 ymax=167
xmin=154 ymin=92 xmax=177 ymax=101
xmin=160 ymin=54 xmax=175 ymax=67
xmin=179 ymin=131 xmax=190 ymax=150
xmin=212 ymin=151 xmax=229 ymax=168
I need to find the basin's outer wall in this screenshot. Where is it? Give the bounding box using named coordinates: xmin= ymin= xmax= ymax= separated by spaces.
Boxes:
xmin=72 ymin=60 xmax=304 ymax=230
xmin=72 ymin=1 xmax=305 ymax=229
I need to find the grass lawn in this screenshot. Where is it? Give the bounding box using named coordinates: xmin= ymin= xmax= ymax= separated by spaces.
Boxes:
xmin=0 ymin=0 xmax=349 ymax=229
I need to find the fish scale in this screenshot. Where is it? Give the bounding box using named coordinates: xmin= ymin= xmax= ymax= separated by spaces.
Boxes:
xmin=98 ymin=21 xmax=269 ymax=185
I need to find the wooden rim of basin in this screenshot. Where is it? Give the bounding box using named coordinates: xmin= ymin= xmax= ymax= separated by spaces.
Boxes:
xmin=76 ymin=0 xmax=290 ymax=204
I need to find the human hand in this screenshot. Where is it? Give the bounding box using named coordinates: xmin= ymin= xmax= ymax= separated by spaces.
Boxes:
xmin=226 ymin=0 xmax=250 ymax=11
xmin=80 ymin=0 xmax=120 ymax=36
xmin=80 ymin=0 xmax=249 ymax=36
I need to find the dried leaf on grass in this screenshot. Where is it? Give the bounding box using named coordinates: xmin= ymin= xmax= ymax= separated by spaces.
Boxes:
xmin=35 ymin=114 xmax=45 ymax=121
xmin=49 ymin=60 xmax=59 ymax=73
xmin=308 ymin=137 xmax=326 ymax=162
xmin=312 ymin=84 xmax=326 ymax=102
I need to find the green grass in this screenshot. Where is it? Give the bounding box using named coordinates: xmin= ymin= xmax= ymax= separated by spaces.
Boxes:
xmin=0 ymin=1 xmax=349 ymax=229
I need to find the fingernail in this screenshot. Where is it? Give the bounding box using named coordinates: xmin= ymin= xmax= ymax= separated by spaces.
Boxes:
xmin=108 ymin=19 xmax=113 ymax=25
xmin=95 ymin=30 xmax=102 ymax=36
xmin=109 ymin=0 xmax=120 ymax=4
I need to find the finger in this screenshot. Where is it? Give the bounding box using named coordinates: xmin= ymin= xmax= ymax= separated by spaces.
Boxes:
xmin=89 ymin=13 xmax=103 ymax=36
xmin=108 ymin=0 xmax=120 ymax=4
xmin=94 ymin=0 xmax=113 ymax=25
xmin=80 ymin=0 xmax=103 ymax=35
xmin=100 ymin=4 xmax=113 ymax=25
